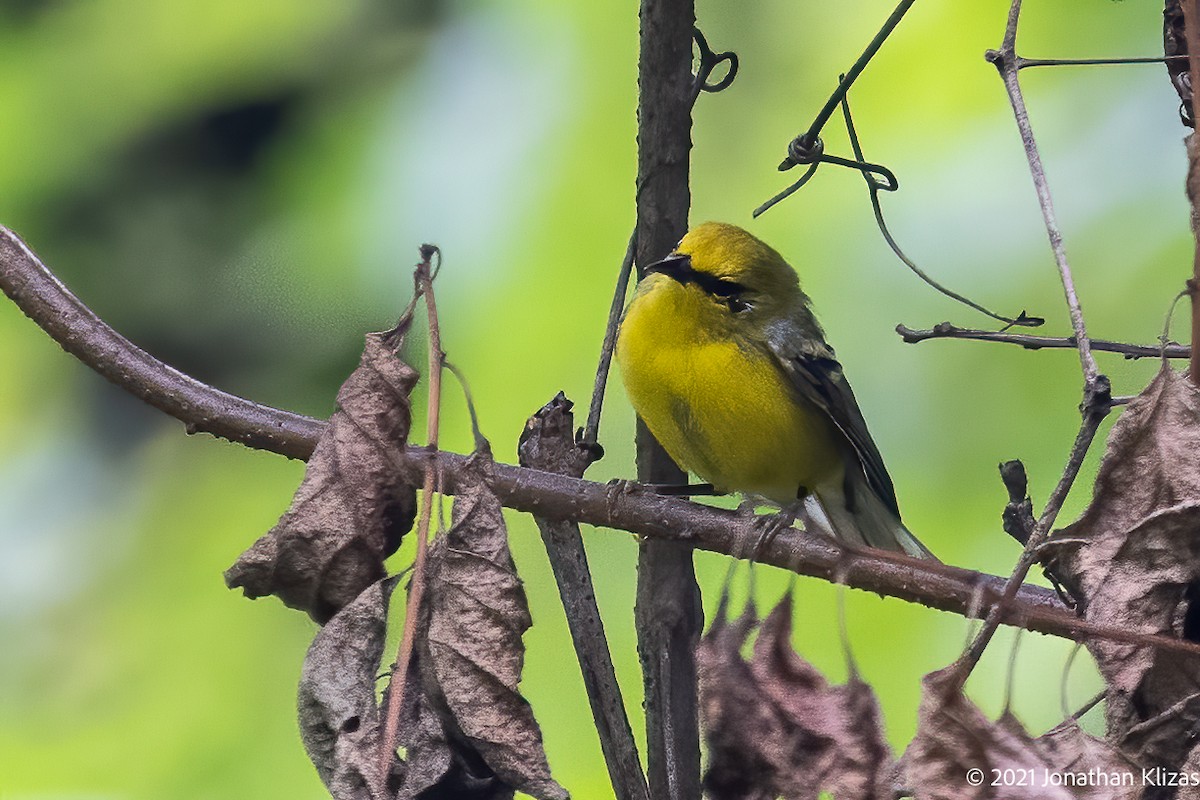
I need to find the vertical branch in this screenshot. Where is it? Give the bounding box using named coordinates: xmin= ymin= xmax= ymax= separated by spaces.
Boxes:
xmin=987 ymin=0 xmax=1099 ymax=388
xmin=955 ymin=0 xmax=1114 ymax=683
xmin=520 ymin=396 xmax=649 ymax=800
xmin=635 ymin=0 xmax=702 ymax=797
xmin=1182 ymin=1 xmax=1200 ymax=385
xmin=378 ymin=250 xmax=443 ymax=782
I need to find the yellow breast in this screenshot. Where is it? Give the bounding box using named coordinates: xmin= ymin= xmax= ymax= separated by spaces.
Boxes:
xmin=615 ymin=276 xmax=842 ymax=503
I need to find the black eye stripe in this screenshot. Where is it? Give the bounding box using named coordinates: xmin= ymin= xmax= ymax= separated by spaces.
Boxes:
xmin=650 ymin=255 xmax=748 ymax=298
xmin=702 ymin=275 xmax=747 ymax=297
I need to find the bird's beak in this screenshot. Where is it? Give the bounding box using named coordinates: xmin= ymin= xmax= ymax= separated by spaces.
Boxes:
xmin=645 ymin=252 xmax=692 ymax=282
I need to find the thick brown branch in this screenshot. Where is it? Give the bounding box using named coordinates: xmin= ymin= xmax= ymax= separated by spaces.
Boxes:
xmin=7 ymin=228 xmax=1200 ymax=666
xmin=896 ymin=322 xmax=1189 ymax=360
xmin=634 ymin=0 xmax=701 ymax=797
xmin=0 ymin=226 xmax=323 ymax=460
xmin=6 ymin=223 xmax=1199 ymax=659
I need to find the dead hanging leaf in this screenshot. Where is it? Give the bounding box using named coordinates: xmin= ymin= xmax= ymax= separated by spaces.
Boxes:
xmin=298 ymin=577 xmax=399 ymax=800
xmin=395 ymin=651 xmax=515 ymax=800
xmin=906 ymin=667 xmax=1074 ymax=800
xmin=750 ymin=595 xmax=894 ymax=800
xmin=698 ymin=597 xmax=781 ymax=800
xmin=417 ymin=462 xmax=568 ymax=800
xmin=698 ymin=592 xmax=894 ymax=800
xmin=1045 ymin=366 xmax=1200 ymax=764
xmin=1031 ymin=720 xmax=1140 ymax=800
xmin=225 ymin=328 xmax=418 ymax=623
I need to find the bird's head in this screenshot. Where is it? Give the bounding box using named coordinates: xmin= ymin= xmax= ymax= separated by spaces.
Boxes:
xmin=644 ymin=222 xmax=804 ymax=322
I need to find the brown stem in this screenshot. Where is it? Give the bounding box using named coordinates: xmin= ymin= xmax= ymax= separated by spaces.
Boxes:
xmin=378 ymin=251 xmax=443 ymax=781
xmin=0 ymin=226 xmax=323 ymax=459
xmin=959 ymin=0 xmax=1111 ymax=687
xmin=896 ymin=322 xmax=1189 ymax=360
xmin=986 ymin=0 xmax=1099 ymax=388
xmin=520 ymin=396 xmax=649 ymax=800
xmin=634 ymin=0 xmax=702 ymax=795
xmin=1184 ymin=1 xmax=1200 ymax=386
xmin=6 ymin=224 xmax=1196 ymax=656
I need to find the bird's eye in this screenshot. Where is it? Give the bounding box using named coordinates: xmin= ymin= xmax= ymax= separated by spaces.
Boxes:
xmin=727 ymin=296 xmax=751 ymax=313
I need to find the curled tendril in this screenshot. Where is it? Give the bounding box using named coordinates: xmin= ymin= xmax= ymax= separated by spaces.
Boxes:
xmin=752 ymin=141 xmax=898 ymax=218
xmin=692 ymin=27 xmax=738 ymax=98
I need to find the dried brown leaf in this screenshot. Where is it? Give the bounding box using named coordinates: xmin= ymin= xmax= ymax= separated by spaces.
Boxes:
xmin=421 ymin=463 xmax=568 ymax=800
xmin=1031 ymin=720 xmax=1140 ymax=800
xmin=226 ymin=329 xmax=418 ymax=623
xmin=397 ymin=651 xmax=514 ymax=800
xmin=1046 ymin=366 xmax=1200 ymax=764
xmin=698 ymin=598 xmax=780 ymax=800
xmin=751 ymin=596 xmax=894 ymax=800
xmin=298 ymin=577 xmax=398 ymax=800
xmin=698 ymin=593 xmax=893 ymax=800
xmin=907 ymin=667 xmax=1073 ymax=800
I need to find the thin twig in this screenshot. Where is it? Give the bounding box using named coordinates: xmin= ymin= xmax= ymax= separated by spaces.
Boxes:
xmin=985 ymin=1 xmax=1099 ymax=387
xmin=581 ymin=231 xmax=636 ymax=454
xmin=444 ymin=359 xmax=489 ymax=453
xmin=1019 ymin=55 xmax=1188 ymax=69
xmin=379 ymin=248 xmax=443 ymax=780
xmin=955 ymin=399 xmax=1108 ymax=684
xmin=895 ymin=322 xmax=1190 ymax=359
xmin=520 ymin=395 xmax=649 ymax=800
xmin=953 ymin=0 xmax=1112 ymax=688
xmin=782 ymin=0 xmax=916 ymax=168
xmin=582 ymin=25 xmax=738 ymax=455
xmin=840 ymin=91 xmax=1041 ymax=328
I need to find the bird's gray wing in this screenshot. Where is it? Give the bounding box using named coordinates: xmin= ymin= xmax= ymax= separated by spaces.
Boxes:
xmin=766 ymin=329 xmax=901 ymax=516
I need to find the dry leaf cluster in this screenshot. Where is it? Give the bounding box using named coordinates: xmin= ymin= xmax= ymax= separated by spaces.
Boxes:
xmin=225 ymin=328 xmax=565 ymax=799
xmin=696 ymin=365 xmax=1200 ymax=799
xmin=222 ymin=302 xmax=1200 ymax=800
xmin=1047 ymin=366 xmax=1200 ymax=777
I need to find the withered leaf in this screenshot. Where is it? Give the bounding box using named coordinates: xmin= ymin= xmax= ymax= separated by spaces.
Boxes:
xmin=907 ymin=667 xmax=1074 ymax=800
xmin=420 ymin=462 xmax=568 ymax=800
xmin=698 ymin=593 xmax=893 ymax=800
xmin=1045 ymin=366 xmax=1200 ymax=764
xmin=396 ymin=651 xmax=514 ymax=800
xmin=751 ymin=596 xmax=894 ymax=800
xmin=1031 ymin=720 xmax=1140 ymax=800
xmin=698 ymin=597 xmax=780 ymax=800
xmin=298 ymin=577 xmax=398 ymax=800
xmin=226 ymin=329 xmax=419 ymax=623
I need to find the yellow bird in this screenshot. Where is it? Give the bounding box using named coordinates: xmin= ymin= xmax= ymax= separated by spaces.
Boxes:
xmin=616 ymin=221 xmax=933 ymax=559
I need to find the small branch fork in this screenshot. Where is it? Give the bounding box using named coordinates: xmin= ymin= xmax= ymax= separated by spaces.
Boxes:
xmin=8 ymin=225 xmax=1200 ymax=663
xmin=951 ymin=0 xmax=1113 ymax=689
xmin=896 ymin=322 xmax=1190 ymax=360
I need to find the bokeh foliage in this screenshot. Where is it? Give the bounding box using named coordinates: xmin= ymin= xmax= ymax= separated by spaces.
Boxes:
xmin=0 ymin=0 xmax=1190 ymax=797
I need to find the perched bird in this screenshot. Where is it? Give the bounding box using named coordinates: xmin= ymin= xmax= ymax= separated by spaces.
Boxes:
xmin=616 ymin=221 xmax=933 ymax=559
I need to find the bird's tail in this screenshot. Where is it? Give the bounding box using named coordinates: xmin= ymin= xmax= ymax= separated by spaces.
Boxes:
xmin=808 ymin=479 xmax=936 ymax=560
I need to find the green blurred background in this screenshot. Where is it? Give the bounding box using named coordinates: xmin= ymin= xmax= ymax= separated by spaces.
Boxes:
xmin=0 ymin=0 xmax=1189 ymax=796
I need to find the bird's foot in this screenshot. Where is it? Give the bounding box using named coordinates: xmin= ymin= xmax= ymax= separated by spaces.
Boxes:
xmin=603 ymin=478 xmax=640 ymax=516
xmin=743 ymin=501 xmax=804 ymax=561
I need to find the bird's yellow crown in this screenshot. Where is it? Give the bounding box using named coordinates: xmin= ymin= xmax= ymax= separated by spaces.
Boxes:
xmin=675 ymin=221 xmax=800 ymax=294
